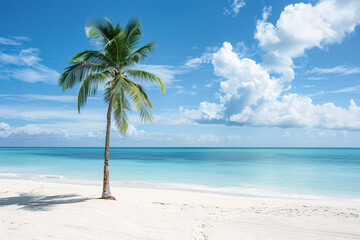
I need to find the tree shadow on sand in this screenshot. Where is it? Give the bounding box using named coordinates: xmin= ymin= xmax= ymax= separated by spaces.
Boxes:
xmin=0 ymin=193 xmax=89 ymax=211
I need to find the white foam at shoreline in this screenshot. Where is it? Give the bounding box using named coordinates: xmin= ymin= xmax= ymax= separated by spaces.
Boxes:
xmin=0 ymin=173 xmax=64 ymax=180
xmin=1 ymin=172 xmax=357 ymax=201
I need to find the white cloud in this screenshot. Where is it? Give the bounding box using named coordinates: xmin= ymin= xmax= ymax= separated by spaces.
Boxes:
xmin=328 ymin=85 xmax=360 ymax=93
xmin=0 ymin=122 xmax=66 ymax=138
xmin=309 ymin=65 xmax=360 ymax=75
xmin=213 ymin=42 xmax=282 ymax=105
xmin=1 ymin=120 xmax=229 ymax=146
xmin=177 ymin=0 xmax=360 ymax=131
xmin=185 ymin=43 xmax=248 ymax=69
xmin=0 ymin=46 xmax=60 ymax=84
xmin=229 ymin=106 xmax=252 ymax=123
xmin=224 ymin=0 xmax=246 ymax=16
xmin=256 ymin=1 xmax=360 ymax=57
xmin=0 ymin=94 xmax=100 ymax=103
xmin=0 ymin=37 xmax=21 ymax=46
xmin=126 ymin=124 xmax=145 ymax=138
xmin=0 ymin=36 xmax=30 ymax=46
xmin=0 ymin=122 xmax=11 ymax=131
xmin=9 ymin=66 xmax=60 ymax=84
xmin=137 ymin=64 xmax=186 ymax=86
xmin=262 ymin=6 xmax=272 ymax=21
xmin=185 ymin=57 xmax=204 ymax=68
xmin=198 ymin=102 xmax=224 ymax=120
xmin=255 ymin=0 xmax=360 ymax=82
xmin=0 ymin=48 xmax=41 ymax=65
xmin=185 ymin=52 xmax=213 ymax=68
xmin=198 ymin=133 xmax=220 ymax=143
xmin=175 ymin=88 xmax=196 ymax=96
xmin=317 ymin=130 xmax=348 ymax=138
xmin=198 ymin=133 xmax=242 ymax=143
xmin=307 ymin=76 xmax=326 ymax=81
xmin=180 ymin=39 xmax=360 ymax=131
xmin=203 ymin=82 xmax=213 ymax=88
xmin=309 ymin=85 xmax=360 ymax=96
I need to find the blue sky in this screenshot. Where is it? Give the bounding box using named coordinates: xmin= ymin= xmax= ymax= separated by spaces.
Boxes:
xmin=1 ymin=0 xmax=360 ymax=147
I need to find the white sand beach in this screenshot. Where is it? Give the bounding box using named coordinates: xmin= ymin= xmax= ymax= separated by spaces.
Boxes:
xmin=0 ymin=179 xmax=359 ymax=240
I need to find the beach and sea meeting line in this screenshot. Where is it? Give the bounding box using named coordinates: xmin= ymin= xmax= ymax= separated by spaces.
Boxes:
xmin=1 ymin=147 xmax=360 ymax=200
xmin=1 ymin=147 xmax=360 ymax=239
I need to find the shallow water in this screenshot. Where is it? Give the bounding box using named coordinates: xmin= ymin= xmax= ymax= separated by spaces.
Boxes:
xmin=1 ymin=147 xmax=360 ymax=199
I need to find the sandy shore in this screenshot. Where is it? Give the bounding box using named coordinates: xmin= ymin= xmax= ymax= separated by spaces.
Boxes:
xmin=0 ymin=179 xmax=359 ymax=239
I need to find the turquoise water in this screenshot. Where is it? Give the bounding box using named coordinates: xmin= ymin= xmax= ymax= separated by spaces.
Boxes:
xmin=1 ymin=147 xmax=360 ymax=199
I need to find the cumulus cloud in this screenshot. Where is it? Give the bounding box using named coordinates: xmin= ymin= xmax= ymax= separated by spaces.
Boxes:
xmin=180 ymin=0 xmax=360 ymax=131
xmin=0 ymin=122 xmax=11 ymax=131
xmin=256 ymin=0 xmax=360 ymax=57
xmin=185 ymin=43 xmax=247 ymax=69
xmin=255 ymin=0 xmax=360 ymax=81
xmin=186 ymin=42 xmax=360 ymax=130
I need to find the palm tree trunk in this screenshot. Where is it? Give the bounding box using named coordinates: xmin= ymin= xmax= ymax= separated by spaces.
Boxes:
xmin=101 ymin=94 xmax=116 ymax=200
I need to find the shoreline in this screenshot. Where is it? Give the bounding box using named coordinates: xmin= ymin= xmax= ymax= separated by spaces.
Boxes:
xmin=0 ymin=178 xmax=359 ymax=239
xmin=1 ymin=172 xmax=359 ymax=201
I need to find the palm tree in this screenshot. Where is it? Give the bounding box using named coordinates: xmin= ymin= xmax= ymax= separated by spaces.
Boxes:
xmin=58 ymin=17 xmax=165 ymax=200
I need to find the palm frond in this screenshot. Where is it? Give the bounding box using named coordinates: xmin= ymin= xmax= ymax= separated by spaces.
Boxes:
xmin=113 ymin=89 xmax=130 ymax=135
xmin=104 ymin=31 xmax=131 ymax=67
xmin=124 ymin=42 xmax=156 ymax=66
xmin=122 ymin=77 xmax=154 ymax=123
xmin=103 ymin=87 xmax=112 ymax=103
xmin=60 ymin=17 xmax=164 ymax=137
xmin=85 ymin=18 xmax=121 ymax=47
xmin=72 ymin=50 xmax=115 ymax=68
xmin=58 ymin=60 xmax=107 ymax=90
xmin=125 ymin=69 xmax=165 ymax=93
xmin=125 ymin=18 xmax=142 ymax=50
xmin=77 ymin=72 xmax=109 ymax=112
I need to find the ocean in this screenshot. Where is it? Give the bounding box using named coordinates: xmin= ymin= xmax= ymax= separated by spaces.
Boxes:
xmin=1 ymin=147 xmax=360 ymax=199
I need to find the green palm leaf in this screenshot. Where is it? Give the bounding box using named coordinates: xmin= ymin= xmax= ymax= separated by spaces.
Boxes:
xmin=85 ymin=18 xmax=121 ymax=47
xmin=72 ymin=50 xmax=115 ymax=68
xmin=125 ymin=18 xmax=142 ymax=49
xmin=125 ymin=69 xmax=165 ymax=93
xmin=122 ymin=77 xmax=154 ymax=123
xmin=77 ymin=72 xmax=109 ymax=112
xmin=58 ymin=16 xmax=166 ymax=199
xmin=124 ymin=42 xmax=156 ymax=66
xmin=58 ymin=61 xmax=107 ymax=91
xmin=113 ymin=89 xmax=130 ymax=135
